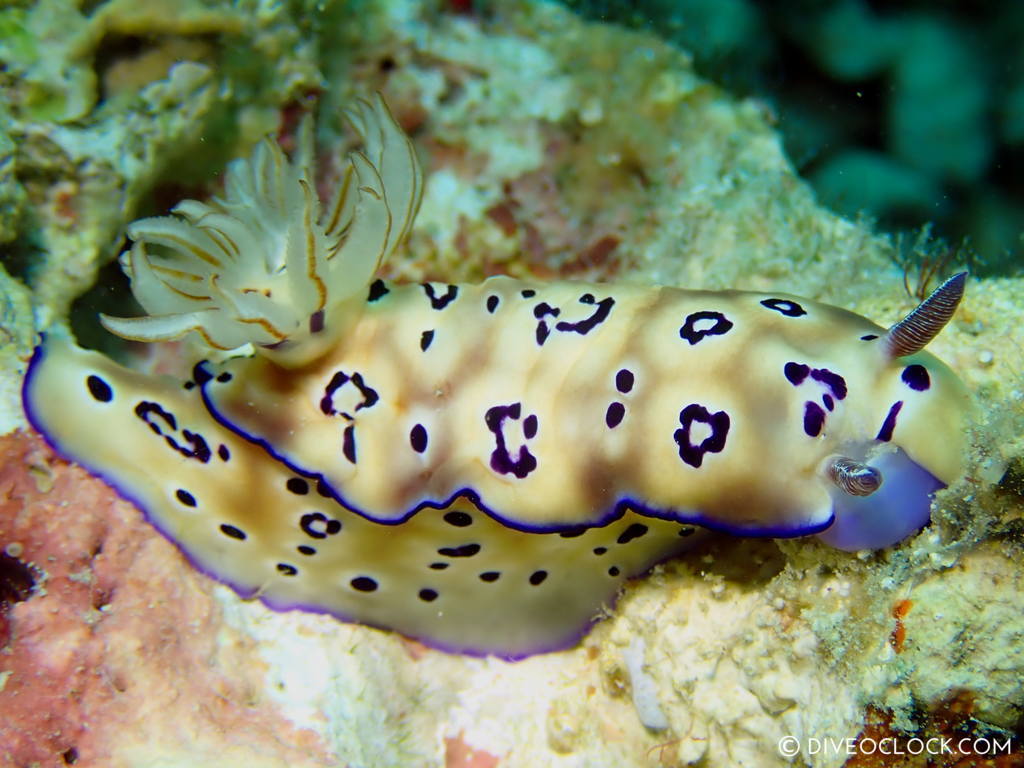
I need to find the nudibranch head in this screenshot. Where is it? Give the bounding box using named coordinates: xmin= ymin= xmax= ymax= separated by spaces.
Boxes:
xmin=816 ymin=272 xmax=971 ymax=550
xmin=100 ymin=94 xmax=423 ymax=368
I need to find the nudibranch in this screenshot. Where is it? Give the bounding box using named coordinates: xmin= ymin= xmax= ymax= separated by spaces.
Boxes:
xmin=23 ymin=95 xmax=972 ymax=657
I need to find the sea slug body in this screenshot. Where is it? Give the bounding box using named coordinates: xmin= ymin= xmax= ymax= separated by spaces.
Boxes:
xmin=22 ymin=96 xmax=972 ymax=657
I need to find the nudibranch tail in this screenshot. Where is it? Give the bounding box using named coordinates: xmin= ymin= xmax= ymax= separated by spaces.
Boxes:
xmin=101 ymin=93 xmax=423 ymax=368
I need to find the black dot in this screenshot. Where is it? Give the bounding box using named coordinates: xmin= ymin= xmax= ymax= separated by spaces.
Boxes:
xmin=316 ymin=479 xmax=332 ymax=497
xmin=420 ymin=330 xmax=434 ymax=351
xmin=486 ymin=295 xmax=499 ymax=313
xmin=438 ymin=543 xmax=481 ymax=558
xmin=297 ymin=545 xmax=316 ymax=556
xmin=367 ymin=279 xmax=390 ymax=302
xmin=901 ymin=364 xmax=931 ymax=391
xmin=217 ymin=444 xmax=230 ymax=461
xmin=605 ymin=402 xmax=625 ymax=429
xmin=616 ymin=523 xmax=648 ymax=544
xmin=479 ymin=571 xmax=500 ymax=582
xmin=351 ymin=576 xmax=378 ymax=592
xmin=175 ymin=489 xmax=197 ymax=507
xmin=784 ymin=361 xmax=810 ymax=386
xmin=529 ymin=570 xmax=548 ymax=585
xmin=216 ymin=372 xmax=233 ymax=383
xmin=678 ymin=526 xmax=695 ymax=537
xmin=86 ymin=375 xmax=113 ymax=403
xmin=309 ymin=309 xmax=325 ymax=334
xmin=286 ymin=477 xmax=309 ymax=495
xmin=193 ymin=364 xmax=213 ymax=385
xmin=521 ymin=289 xmax=536 ymax=298
xmin=615 ymin=369 xmax=634 ymax=394
xmin=277 ymin=563 xmax=298 ymax=576
xmin=559 ymin=529 xmax=585 ymax=538
xmin=860 ymin=333 xmax=879 ymax=341
xmin=523 ymin=414 xmax=538 ymax=439
xmin=184 ymin=381 xmax=196 ymax=390
xmin=410 ymin=424 xmax=428 ymax=453
xmin=593 ymin=547 xmax=607 ymax=555
xmin=608 ymin=566 xmax=620 ymax=577
xmin=803 ymin=401 xmax=826 ymax=437
xmin=429 ymin=562 xmax=449 ymax=570
xmin=443 ymin=511 xmax=473 ymax=527
xmin=326 ymin=519 xmax=342 ymax=535
xmin=419 ymin=588 xmax=439 ymax=602
xmin=220 ymin=524 xmax=246 ymax=540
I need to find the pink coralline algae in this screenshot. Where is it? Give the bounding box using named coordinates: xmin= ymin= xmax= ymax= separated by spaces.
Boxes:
xmin=0 ymin=430 xmax=332 ymax=768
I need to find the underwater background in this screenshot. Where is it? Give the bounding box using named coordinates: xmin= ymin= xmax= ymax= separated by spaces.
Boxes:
xmin=0 ymin=1 xmax=1022 ymax=766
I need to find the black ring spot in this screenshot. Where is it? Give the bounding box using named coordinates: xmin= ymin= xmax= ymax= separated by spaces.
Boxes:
xmin=276 ymin=563 xmax=297 ymax=576
xmin=300 ymin=512 xmax=341 ymax=539
xmin=761 ymin=298 xmax=807 ymax=317
xmin=679 ymin=310 xmax=734 ymax=345
xmin=674 ymin=404 xmax=731 ymax=468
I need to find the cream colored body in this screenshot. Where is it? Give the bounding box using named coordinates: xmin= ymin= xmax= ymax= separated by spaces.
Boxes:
xmin=208 ymin=276 xmax=968 ymax=535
